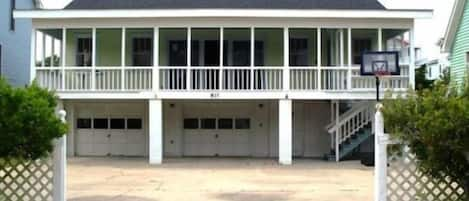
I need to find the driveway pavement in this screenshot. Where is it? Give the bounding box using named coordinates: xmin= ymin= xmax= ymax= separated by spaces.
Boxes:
xmin=68 ymin=157 xmax=373 ymax=201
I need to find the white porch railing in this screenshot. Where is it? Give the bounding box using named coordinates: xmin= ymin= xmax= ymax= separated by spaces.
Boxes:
xmin=36 ymin=65 xmax=409 ymax=92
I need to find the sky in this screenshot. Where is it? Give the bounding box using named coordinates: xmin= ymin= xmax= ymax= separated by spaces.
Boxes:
xmin=39 ymin=0 xmax=456 ymax=60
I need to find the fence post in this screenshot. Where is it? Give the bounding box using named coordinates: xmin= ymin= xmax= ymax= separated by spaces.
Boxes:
xmin=53 ymin=110 xmax=67 ymax=201
xmin=374 ymin=103 xmax=387 ymax=201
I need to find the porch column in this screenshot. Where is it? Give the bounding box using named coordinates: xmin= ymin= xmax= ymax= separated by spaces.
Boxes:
xmin=149 ymin=99 xmax=163 ymax=164
xmin=278 ymin=99 xmax=292 ymax=165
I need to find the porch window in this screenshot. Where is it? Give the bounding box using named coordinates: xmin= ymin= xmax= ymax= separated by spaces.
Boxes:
xmin=223 ymin=28 xmax=251 ymax=66
xmin=255 ymin=28 xmax=283 ymax=66
xmin=289 ymin=28 xmax=317 ymax=66
xmin=352 ymin=29 xmax=378 ymax=65
xmin=132 ymin=37 xmax=153 ymax=66
xmin=126 ymin=28 xmax=154 ymax=66
xmin=159 ymin=28 xmax=187 ymax=66
xmin=191 ymin=28 xmax=220 ymax=66
xmin=382 ymin=29 xmax=411 ymax=65
xmin=96 ymin=28 xmax=121 ymax=67
xmin=321 ymin=28 xmax=348 ymax=67
xmin=35 ymin=29 xmax=63 ymax=67
xmin=76 ymin=37 xmax=92 ymax=66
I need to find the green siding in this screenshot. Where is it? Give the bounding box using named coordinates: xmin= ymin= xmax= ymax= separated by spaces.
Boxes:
xmin=451 ymin=0 xmax=469 ymax=86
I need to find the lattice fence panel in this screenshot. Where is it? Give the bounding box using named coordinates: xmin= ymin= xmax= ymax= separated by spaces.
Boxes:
xmin=387 ymin=145 xmax=466 ymax=201
xmin=0 ymin=158 xmax=54 ymax=201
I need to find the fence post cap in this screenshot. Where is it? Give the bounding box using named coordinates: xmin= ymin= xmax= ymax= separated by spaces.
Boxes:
xmin=58 ymin=110 xmax=66 ymax=121
xmin=375 ymin=103 xmax=383 ymax=111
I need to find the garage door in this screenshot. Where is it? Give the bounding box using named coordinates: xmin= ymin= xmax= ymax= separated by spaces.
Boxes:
xmin=182 ymin=104 xmax=252 ymax=157
xmin=75 ymin=104 xmax=146 ymax=157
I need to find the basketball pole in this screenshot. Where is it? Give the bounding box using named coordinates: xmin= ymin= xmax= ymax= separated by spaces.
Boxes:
xmin=375 ymin=76 xmax=380 ymax=102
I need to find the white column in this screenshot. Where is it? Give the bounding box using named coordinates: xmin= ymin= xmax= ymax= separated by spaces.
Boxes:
xmin=153 ymin=27 xmax=159 ymax=92
xmin=317 ymin=28 xmax=322 ymax=90
xmin=149 ymin=99 xmax=163 ymax=164
xmin=30 ymin=28 xmax=36 ymax=83
xmin=409 ymin=27 xmax=416 ymax=89
xmin=53 ymin=109 xmax=67 ymax=201
xmin=121 ymin=27 xmax=126 ymax=90
xmin=374 ymin=103 xmax=387 ymax=201
xmin=91 ymin=28 xmax=97 ymax=90
xmin=186 ymin=27 xmax=191 ymax=90
xmin=61 ymin=28 xmax=67 ymax=90
xmin=335 ymin=101 xmax=340 ymax=162
xmin=283 ymin=27 xmax=290 ymax=91
xmin=347 ymin=28 xmax=352 ymax=90
xmin=66 ymin=104 xmax=75 ymax=157
xmin=278 ymin=99 xmax=292 ymax=165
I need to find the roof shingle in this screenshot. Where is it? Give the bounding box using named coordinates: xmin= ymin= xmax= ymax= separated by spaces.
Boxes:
xmin=65 ymin=0 xmax=386 ymax=10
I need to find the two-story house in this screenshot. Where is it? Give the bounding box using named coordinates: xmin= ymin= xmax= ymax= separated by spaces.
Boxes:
xmin=443 ymin=0 xmax=469 ymax=86
xmin=14 ymin=0 xmax=432 ymax=165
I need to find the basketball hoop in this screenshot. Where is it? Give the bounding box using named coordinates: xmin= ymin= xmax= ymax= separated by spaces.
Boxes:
xmin=360 ymin=51 xmax=400 ymax=102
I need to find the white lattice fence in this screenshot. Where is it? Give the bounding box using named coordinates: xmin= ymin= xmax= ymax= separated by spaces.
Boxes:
xmin=387 ymin=145 xmax=466 ymax=201
xmin=0 ymin=158 xmax=54 ymax=201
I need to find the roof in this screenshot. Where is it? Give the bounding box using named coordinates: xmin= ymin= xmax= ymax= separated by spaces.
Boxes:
xmin=64 ymin=0 xmax=386 ymax=10
xmin=442 ymin=0 xmax=466 ymax=52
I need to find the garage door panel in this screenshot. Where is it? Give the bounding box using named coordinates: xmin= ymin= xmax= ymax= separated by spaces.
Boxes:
xmin=75 ymin=103 xmax=146 ymax=157
xmin=91 ymin=143 xmax=110 ymax=156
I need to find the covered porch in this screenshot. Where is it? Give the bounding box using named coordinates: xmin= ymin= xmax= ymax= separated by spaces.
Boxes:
xmin=32 ymin=19 xmax=413 ymax=96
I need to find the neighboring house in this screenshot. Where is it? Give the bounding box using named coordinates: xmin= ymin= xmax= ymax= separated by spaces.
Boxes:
xmin=14 ymin=0 xmax=431 ymax=165
xmin=416 ymin=56 xmax=449 ymax=80
xmin=443 ymin=0 xmax=469 ymax=85
xmin=0 ymin=0 xmax=40 ymax=86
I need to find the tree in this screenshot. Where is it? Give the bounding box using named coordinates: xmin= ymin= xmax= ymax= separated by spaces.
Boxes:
xmin=382 ymin=79 xmax=469 ymax=197
xmin=415 ymin=65 xmax=434 ymax=90
xmin=0 ymin=78 xmax=67 ymax=164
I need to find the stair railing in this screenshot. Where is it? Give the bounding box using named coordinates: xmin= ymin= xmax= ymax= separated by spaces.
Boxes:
xmin=328 ymin=102 xmax=374 ymax=161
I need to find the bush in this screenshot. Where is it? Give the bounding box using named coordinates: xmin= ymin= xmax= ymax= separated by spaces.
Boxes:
xmin=0 ymin=78 xmax=67 ymax=164
xmin=382 ymin=80 xmax=469 ymax=196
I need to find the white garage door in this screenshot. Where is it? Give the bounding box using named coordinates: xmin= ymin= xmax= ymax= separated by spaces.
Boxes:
xmin=75 ymin=104 xmax=146 ymax=157
xmin=183 ymin=104 xmax=252 ymax=157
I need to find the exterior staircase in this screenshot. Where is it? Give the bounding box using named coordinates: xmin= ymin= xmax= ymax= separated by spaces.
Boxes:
xmin=326 ymin=102 xmax=374 ymax=161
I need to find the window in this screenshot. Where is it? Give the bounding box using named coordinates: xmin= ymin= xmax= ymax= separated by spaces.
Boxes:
xmin=353 ymin=39 xmax=372 ymax=65
xmin=77 ymin=118 xmax=92 ymax=129
xmin=235 ymin=118 xmax=250 ymax=129
xmin=231 ymin=41 xmax=250 ymax=66
xmin=93 ymin=118 xmax=108 ymax=129
xmin=76 ymin=37 xmax=92 ymax=66
xmin=127 ymin=119 xmax=143 ymax=129
xmin=110 ymin=118 xmax=125 ymax=129
xmin=201 ymin=118 xmax=216 ymax=129
xmin=218 ymin=119 xmax=233 ymax=129
xmin=184 ymin=118 xmax=199 ymax=129
xmin=169 ymin=40 xmax=187 ymax=66
xmin=10 ymin=0 xmax=15 ymax=31
xmin=289 ymin=38 xmax=309 ymax=66
xmin=132 ymin=38 xmax=153 ymax=66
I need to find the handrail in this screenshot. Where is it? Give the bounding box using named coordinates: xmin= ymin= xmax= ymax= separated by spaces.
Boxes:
xmin=326 ymin=101 xmax=371 ymax=132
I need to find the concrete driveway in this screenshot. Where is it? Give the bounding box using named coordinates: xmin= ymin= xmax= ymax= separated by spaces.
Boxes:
xmin=68 ymin=158 xmax=373 ymax=201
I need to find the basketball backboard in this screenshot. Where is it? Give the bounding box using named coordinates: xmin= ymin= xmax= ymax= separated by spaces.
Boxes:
xmin=360 ymin=51 xmax=400 ymax=76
